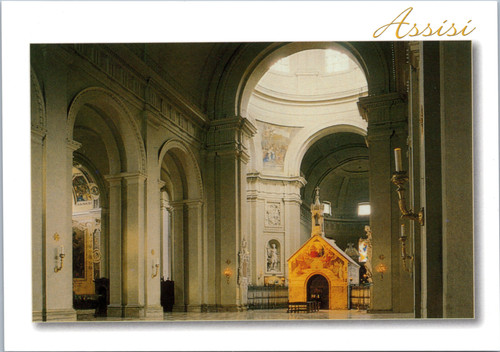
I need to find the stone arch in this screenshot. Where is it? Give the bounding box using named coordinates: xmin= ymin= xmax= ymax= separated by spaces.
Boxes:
xmin=30 ymin=67 xmax=46 ymax=131
xmin=158 ymin=139 xmax=204 ymax=200
xmin=211 ymin=42 xmax=390 ymax=120
xmin=284 ymin=123 xmax=367 ymax=176
xmin=67 ymin=87 xmax=146 ymax=174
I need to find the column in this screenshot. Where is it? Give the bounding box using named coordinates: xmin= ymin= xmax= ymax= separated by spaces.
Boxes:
xmin=170 ymin=202 xmax=185 ymax=311
xmin=206 ymin=117 xmax=256 ymax=311
xmin=122 ymin=173 xmax=147 ymax=318
xmin=31 ymin=128 xmax=45 ymax=321
xmin=160 ymin=191 xmax=171 ymax=280
xmin=439 ymin=42 xmax=473 ymax=318
xmin=105 ymin=175 xmax=123 ymax=317
xmin=358 ymin=92 xmax=412 ymax=313
xmin=419 ymin=42 xmax=443 ymax=318
xmin=42 ymin=50 xmax=77 ymax=320
xmin=185 ymin=200 xmax=204 ymax=311
xmin=283 ymin=180 xmax=305 ymax=280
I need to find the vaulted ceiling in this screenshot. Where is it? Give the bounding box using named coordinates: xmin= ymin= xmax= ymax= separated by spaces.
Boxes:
xmin=300 ymin=132 xmax=369 ymax=220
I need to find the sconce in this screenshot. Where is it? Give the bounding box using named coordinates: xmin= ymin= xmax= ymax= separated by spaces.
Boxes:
xmin=54 ymin=245 xmax=65 ymax=273
xmin=375 ymin=255 xmax=387 ymax=280
xmin=399 ymin=224 xmax=414 ymax=273
xmin=223 ymin=260 xmax=232 ymax=284
xmin=391 ymin=148 xmax=424 ymax=225
xmin=152 ymin=258 xmax=160 ymax=278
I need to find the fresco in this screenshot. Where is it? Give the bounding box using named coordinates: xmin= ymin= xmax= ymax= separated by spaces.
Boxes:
xmin=73 ymin=175 xmax=92 ymax=203
xmin=289 ymin=239 xmax=346 ymax=281
xmin=258 ymin=121 xmax=300 ymax=170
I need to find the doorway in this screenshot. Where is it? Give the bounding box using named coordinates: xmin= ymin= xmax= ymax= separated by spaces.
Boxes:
xmin=307 ymin=274 xmax=329 ymax=310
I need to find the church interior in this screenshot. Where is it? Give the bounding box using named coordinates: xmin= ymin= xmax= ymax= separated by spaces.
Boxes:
xmin=30 ymin=41 xmax=473 ymax=321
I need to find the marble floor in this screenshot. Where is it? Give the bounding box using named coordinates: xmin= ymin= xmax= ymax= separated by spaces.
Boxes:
xmin=78 ymin=309 xmax=414 ymax=322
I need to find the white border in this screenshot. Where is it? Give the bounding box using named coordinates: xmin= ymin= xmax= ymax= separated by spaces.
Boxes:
xmin=2 ymin=1 xmax=499 ymax=351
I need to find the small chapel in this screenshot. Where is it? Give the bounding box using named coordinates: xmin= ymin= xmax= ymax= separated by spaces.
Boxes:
xmin=288 ymin=188 xmax=359 ymax=310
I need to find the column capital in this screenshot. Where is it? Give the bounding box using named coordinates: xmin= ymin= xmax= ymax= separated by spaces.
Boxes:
xmin=357 ymin=92 xmax=406 ymax=122
xmin=170 ymin=199 xmax=203 ymax=209
xmin=206 ymin=116 xmax=256 ymax=160
xmin=104 ymin=172 xmax=148 ymax=185
xmin=31 ymin=127 xmax=47 ymax=143
xmin=209 ymin=116 xmax=257 ymax=137
xmin=66 ymin=138 xmax=82 ymax=152
xmin=122 ymin=172 xmax=147 ymax=184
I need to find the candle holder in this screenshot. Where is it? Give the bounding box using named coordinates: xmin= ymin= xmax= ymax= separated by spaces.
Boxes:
xmin=399 ymin=234 xmax=414 ymax=273
xmin=152 ymin=259 xmax=160 ymax=278
xmin=54 ymin=245 xmax=65 ymax=273
xmin=391 ymin=171 xmax=424 ymax=225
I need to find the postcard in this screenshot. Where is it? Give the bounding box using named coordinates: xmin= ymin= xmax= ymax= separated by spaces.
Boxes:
xmin=2 ymin=1 xmax=499 ymax=351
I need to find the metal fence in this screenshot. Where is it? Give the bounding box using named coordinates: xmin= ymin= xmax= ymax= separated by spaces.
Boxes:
xmin=247 ymin=286 xmax=289 ymax=309
xmin=349 ymin=284 xmax=371 ymax=310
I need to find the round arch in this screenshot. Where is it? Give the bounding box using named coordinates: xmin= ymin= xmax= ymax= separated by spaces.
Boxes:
xmin=67 ymin=87 xmax=146 ymax=174
xmin=284 ymin=123 xmax=367 ymax=176
xmin=158 ymin=139 xmax=204 ymax=201
xmin=210 ymin=42 xmax=390 ymax=120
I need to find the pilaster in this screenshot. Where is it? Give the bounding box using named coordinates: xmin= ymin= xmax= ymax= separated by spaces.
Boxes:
xmin=31 ymin=128 xmax=46 ymax=321
xmin=206 ymin=117 xmax=256 ymax=309
xmin=122 ymin=173 xmax=147 ymax=318
xmin=41 ymin=48 xmax=77 ymax=321
xmin=358 ymin=92 xmax=412 ymax=313
xmin=104 ymin=175 xmax=123 ymax=317
xmin=143 ymin=109 xmax=163 ymax=317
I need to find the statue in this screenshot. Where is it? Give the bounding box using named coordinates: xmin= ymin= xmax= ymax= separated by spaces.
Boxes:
xmin=359 ymin=225 xmax=373 ymax=283
xmin=238 ymin=238 xmax=250 ymax=283
xmin=267 ymin=242 xmax=280 ymax=272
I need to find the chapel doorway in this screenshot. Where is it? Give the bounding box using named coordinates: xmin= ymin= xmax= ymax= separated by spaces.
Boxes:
xmin=307 ymin=274 xmax=329 ymax=310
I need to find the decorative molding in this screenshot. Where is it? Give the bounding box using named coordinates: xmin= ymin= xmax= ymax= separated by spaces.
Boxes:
xmin=357 ymin=92 xmax=405 ymax=122
xmin=31 ymin=67 xmax=46 ymax=130
xmin=70 ymin=45 xmax=206 ymax=142
xmin=31 ymin=128 xmax=47 ymax=145
xmin=246 ymin=172 xmax=307 ymax=187
xmin=72 ymin=44 xmax=146 ymax=100
xmin=207 ymin=117 xmax=257 ymax=155
xmin=66 ymin=139 xmax=82 ymax=152
xmin=170 ymin=199 xmax=204 ymax=208
xmin=265 ymin=202 xmax=282 ymax=227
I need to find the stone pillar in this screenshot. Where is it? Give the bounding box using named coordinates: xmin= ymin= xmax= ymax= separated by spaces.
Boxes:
xmin=419 ymin=42 xmax=443 ymax=318
xmin=358 ymin=92 xmax=413 ymax=313
xmin=122 ymin=173 xmax=147 ymax=318
xmin=283 ymin=180 xmax=304 ymax=279
xmin=207 ymin=117 xmax=256 ymax=310
xmin=170 ymin=202 xmax=185 ymax=311
xmin=105 ymin=175 xmax=123 ymax=317
xmin=143 ymin=109 xmax=164 ymax=319
xmin=439 ymin=42 xmax=473 ymax=318
xmin=160 ymin=191 xmax=171 ymax=280
xmin=31 ymin=128 xmax=45 ymax=321
xmin=42 ymin=52 xmax=77 ymax=321
xmin=185 ymin=200 xmax=204 ymax=311
xmin=407 ymin=41 xmax=423 ymax=318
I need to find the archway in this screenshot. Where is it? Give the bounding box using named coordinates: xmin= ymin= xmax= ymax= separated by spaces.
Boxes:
xmin=240 ymin=47 xmax=370 ymax=288
xmin=158 ymin=139 xmax=204 ymax=311
xmin=307 ymin=274 xmax=329 ymax=310
xmin=68 ymin=87 xmax=146 ymax=317
xmin=71 ymin=163 xmax=104 ymax=302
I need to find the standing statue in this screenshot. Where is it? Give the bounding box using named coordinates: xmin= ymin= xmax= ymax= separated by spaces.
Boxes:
xmin=359 ymin=225 xmax=373 ymax=283
xmin=267 ymin=242 xmax=280 ymax=272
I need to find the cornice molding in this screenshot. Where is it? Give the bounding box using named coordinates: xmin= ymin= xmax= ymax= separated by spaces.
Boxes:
xmin=357 ymin=92 xmax=405 ymax=122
